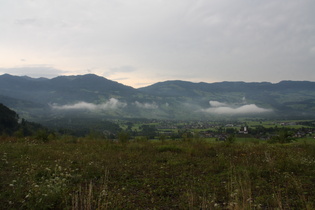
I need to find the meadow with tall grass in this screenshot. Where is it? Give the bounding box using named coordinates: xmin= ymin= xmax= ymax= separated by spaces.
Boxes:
xmin=1 ymin=136 xmax=315 ymax=209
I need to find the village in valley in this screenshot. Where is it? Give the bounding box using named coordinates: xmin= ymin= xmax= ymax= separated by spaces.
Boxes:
xmin=115 ymin=119 xmax=315 ymax=142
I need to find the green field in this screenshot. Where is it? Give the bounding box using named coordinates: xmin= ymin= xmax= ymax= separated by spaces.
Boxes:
xmin=1 ymin=137 xmax=315 ymax=209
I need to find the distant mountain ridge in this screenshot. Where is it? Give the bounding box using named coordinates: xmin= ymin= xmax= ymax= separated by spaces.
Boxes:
xmin=0 ymin=74 xmax=136 ymax=104
xmin=1 ymin=73 xmax=315 ymax=121
xmin=139 ymin=80 xmax=315 ymax=95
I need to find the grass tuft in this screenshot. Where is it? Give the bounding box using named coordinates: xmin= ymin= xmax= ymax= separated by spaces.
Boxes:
xmin=1 ymin=137 xmax=315 ymax=209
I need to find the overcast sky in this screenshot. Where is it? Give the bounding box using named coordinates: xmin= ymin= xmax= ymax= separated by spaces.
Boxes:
xmin=1 ymin=0 xmax=315 ymax=88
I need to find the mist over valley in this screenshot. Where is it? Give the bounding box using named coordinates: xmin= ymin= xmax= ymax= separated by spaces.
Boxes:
xmin=1 ymin=73 xmax=315 ymax=125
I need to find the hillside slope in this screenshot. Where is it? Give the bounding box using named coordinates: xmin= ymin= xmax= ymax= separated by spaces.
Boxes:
xmin=0 ymin=74 xmax=137 ymax=104
xmin=1 ymin=74 xmax=315 ymax=121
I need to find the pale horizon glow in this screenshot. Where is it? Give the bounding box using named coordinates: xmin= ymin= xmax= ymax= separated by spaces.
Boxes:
xmin=1 ymin=0 xmax=315 ymax=88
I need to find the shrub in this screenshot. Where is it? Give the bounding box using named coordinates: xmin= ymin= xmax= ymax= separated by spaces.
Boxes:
xmin=226 ymin=134 xmax=236 ymax=144
xmin=267 ymin=130 xmax=295 ymax=144
xmin=34 ymin=129 xmax=49 ymax=143
xmin=118 ymin=130 xmax=130 ymax=143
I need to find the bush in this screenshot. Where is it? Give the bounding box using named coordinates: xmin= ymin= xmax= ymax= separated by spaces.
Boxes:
xmin=34 ymin=129 xmax=49 ymax=143
xmin=118 ymin=130 xmax=130 ymax=143
xmin=267 ymin=130 xmax=295 ymax=144
xmin=226 ymin=134 xmax=236 ymax=144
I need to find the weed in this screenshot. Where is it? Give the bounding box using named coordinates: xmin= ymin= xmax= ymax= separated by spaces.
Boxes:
xmin=1 ymin=137 xmax=315 ymax=209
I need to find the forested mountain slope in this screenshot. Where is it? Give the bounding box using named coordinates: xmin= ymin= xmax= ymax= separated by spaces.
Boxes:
xmin=1 ymin=74 xmax=315 ymax=121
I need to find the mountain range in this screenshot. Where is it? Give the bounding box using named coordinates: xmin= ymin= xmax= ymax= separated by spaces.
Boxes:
xmin=1 ymin=73 xmax=315 ymax=124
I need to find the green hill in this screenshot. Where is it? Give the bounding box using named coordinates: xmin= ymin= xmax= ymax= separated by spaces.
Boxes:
xmin=1 ymin=74 xmax=315 ymax=122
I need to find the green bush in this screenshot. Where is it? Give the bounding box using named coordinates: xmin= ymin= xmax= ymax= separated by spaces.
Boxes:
xmin=118 ymin=130 xmax=130 ymax=143
xmin=34 ymin=129 xmax=49 ymax=143
xmin=267 ymin=130 xmax=295 ymax=144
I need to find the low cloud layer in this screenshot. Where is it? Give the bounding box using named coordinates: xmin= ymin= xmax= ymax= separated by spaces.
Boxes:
xmin=209 ymin=101 xmax=227 ymax=107
xmin=51 ymin=98 xmax=127 ymax=111
xmin=52 ymin=99 xmax=161 ymax=111
xmin=201 ymin=101 xmax=272 ymax=115
xmin=134 ymin=101 xmax=159 ymax=109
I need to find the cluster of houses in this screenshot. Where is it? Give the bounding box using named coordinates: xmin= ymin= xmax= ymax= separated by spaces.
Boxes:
xmin=154 ymin=120 xmax=315 ymax=141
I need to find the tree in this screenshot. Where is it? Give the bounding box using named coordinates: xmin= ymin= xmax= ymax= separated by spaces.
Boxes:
xmin=0 ymin=103 xmax=19 ymax=135
xmin=226 ymin=134 xmax=236 ymax=144
xmin=268 ymin=129 xmax=295 ymax=144
xmin=118 ymin=130 xmax=130 ymax=143
xmin=140 ymin=125 xmax=157 ymax=139
xmin=159 ymin=134 xmax=166 ymax=142
xmin=34 ymin=129 xmax=49 ymax=143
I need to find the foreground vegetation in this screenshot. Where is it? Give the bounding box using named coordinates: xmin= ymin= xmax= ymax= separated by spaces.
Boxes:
xmin=1 ymin=136 xmax=315 ymax=209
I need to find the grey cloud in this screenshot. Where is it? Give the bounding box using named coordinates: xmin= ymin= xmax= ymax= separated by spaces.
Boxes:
xmin=1 ymin=0 xmax=315 ymax=86
xmin=51 ymin=98 xmax=127 ymax=111
xmin=127 ymin=0 xmax=315 ymax=82
xmin=15 ymin=18 xmax=39 ymax=26
xmin=0 ymin=66 xmax=66 ymax=78
xmin=103 ymin=66 xmax=136 ymax=77
xmin=15 ymin=17 xmax=74 ymax=29
xmin=110 ymin=66 xmax=136 ymax=73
